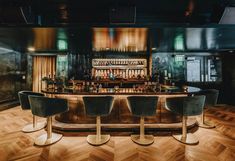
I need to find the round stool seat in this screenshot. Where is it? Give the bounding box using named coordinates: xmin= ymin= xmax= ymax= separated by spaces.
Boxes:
xmin=196 ymin=89 xmax=219 ymax=107
xmin=127 ymin=96 xmax=158 ymax=117
xmin=83 ymin=96 xmax=114 ymax=116
xmin=29 ymin=96 xmax=68 ymax=117
xmin=18 ymin=91 xmax=46 ymax=133
xmin=195 ymin=89 xmax=219 ymax=128
xmin=166 ymin=95 xmax=205 ymax=116
xmin=127 ymin=96 xmax=158 ymax=146
xmin=83 ymin=96 xmax=114 ymax=146
xmin=166 ymin=95 xmax=205 ymax=145
xmin=29 ymin=96 xmax=68 ymax=146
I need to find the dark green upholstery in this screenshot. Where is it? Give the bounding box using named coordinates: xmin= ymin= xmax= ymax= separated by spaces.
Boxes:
xmin=127 ymin=96 xmax=158 ymax=116
xmin=28 ymin=96 xmax=68 ymax=117
xmin=195 ymin=89 xmax=219 ymax=107
xmin=18 ymin=91 xmax=44 ymax=110
xmin=165 ymin=95 xmax=205 ymax=116
xmin=83 ymin=96 xmax=114 ymax=116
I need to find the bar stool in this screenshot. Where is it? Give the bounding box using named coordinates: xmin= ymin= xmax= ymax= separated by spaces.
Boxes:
xmin=127 ymin=96 xmax=158 ymax=145
xmin=196 ymin=89 xmax=219 ymax=128
xmin=166 ymin=95 xmax=205 ymax=145
xmin=83 ymin=96 xmax=114 ymax=146
xmin=28 ymin=95 xmax=68 ymax=146
xmin=18 ymin=91 xmax=46 ymax=132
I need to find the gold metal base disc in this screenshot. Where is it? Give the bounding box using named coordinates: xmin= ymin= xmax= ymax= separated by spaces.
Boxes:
xmin=22 ymin=122 xmax=46 ymax=133
xmin=172 ymin=133 xmax=199 ymax=145
xmin=198 ymin=121 xmax=215 ymax=129
xmin=131 ymin=135 xmax=154 ymax=146
xmin=87 ymin=135 xmax=110 ymax=146
xmin=34 ymin=133 xmax=62 ymax=146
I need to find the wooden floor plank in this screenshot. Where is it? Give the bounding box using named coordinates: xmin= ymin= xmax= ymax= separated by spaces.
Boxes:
xmin=0 ymin=106 xmax=234 ymax=161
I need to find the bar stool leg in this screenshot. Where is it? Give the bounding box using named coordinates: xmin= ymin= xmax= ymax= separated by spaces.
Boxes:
xmin=173 ymin=116 xmax=199 ymax=145
xmin=87 ymin=116 xmax=110 ymax=146
xmin=140 ymin=117 xmax=145 ymax=141
xmin=131 ymin=117 xmax=154 ymax=146
xmin=197 ymin=111 xmax=215 ymax=129
xmin=22 ymin=115 xmax=46 ymax=133
xmin=34 ymin=116 xmax=62 ymax=146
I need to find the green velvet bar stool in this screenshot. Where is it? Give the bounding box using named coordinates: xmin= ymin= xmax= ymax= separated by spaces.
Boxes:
xmin=166 ymin=95 xmax=205 ymax=145
xmin=29 ymin=96 xmax=68 ymax=146
xmin=83 ymin=96 xmax=114 ymax=146
xmin=127 ymin=96 xmax=158 ymax=146
xmin=18 ymin=91 xmax=46 ymax=133
xmin=196 ymin=89 xmax=219 ymax=128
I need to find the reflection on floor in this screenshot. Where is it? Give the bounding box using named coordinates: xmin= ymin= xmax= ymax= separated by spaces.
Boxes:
xmin=0 ymin=106 xmax=234 ymax=161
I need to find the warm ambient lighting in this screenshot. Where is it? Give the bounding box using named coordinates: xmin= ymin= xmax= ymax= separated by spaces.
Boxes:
xmin=92 ymin=28 xmax=147 ymax=52
xmin=27 ymin=47 xmax=35 ymax=52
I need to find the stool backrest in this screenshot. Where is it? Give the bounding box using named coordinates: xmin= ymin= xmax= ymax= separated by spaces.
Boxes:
xmin=166 ymin=95 xmax=205 ymax=116
xmin=83 ymin=96 xmax=114 ymax=116
xmin=196 ymin=89 xmax=219 ymax=107
xmin=28 ymin=95 xmax=68 ymax=117
xmin=127 ymin=96 xmax=158 ymax=116
xmin=18 ymin=91 xmax=44 ymax=110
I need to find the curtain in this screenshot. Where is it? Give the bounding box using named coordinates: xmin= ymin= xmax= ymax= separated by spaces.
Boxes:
xmin=32 ymin=56 xmax=56 ymax=92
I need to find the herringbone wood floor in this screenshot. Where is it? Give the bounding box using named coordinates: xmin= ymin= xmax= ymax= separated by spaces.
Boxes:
xmin=0 ymin=106 xmax=235 ymax=161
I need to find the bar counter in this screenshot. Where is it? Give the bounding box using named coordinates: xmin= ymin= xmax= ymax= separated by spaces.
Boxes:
xmin=42 ymin=86 xmax=201 ymax=131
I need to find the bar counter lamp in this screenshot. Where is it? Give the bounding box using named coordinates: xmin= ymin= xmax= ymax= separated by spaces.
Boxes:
xmin=127 ymin=96 xmax=158 ymax=145
xmin=196 ymin=89 xmax=219 ymax=128
xmin=18 ymin=91 xmax=46 ymax=132
xmin=166 ymin=95 xmax=205 ymax=145
xmin=83 ymin=96 xmax=114 ymax=146
xmin=29 ymin=96 xmax=68 ymax=146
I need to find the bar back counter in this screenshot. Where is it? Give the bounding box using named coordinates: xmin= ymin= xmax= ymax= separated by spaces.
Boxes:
xmin=42 ymin=86 xmax=200 ymax=132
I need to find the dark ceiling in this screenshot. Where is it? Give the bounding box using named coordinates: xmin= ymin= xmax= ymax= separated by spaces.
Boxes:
xmin=1 ymin=1 xmax=235 ymax=53
xmin=0 ymin=0 xmax=234 ymax=26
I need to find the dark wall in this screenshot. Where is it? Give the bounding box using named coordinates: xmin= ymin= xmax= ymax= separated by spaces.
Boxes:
xmin=0 ymin=50 xmax=27 ymax=104
xmin=221 ymin=54 xmax=235 ymax=105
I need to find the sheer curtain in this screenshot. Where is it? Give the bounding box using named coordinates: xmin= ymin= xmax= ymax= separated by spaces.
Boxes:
xmin=32 ymin=56 xmax=56 ymax=92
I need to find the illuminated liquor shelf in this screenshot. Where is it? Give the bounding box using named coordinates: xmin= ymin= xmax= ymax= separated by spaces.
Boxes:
xmin=92 ymin=59 xmax=147 ymax=79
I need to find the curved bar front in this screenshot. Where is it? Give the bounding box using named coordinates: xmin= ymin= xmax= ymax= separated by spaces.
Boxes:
xmin=42 ymin=86 xmax=200 ymax=131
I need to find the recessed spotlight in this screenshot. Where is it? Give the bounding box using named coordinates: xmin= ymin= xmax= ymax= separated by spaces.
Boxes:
xmin=28 ymin=47 xmax=35 ymax=52
xmin=152 ymin=47 xmax=157 ymax=50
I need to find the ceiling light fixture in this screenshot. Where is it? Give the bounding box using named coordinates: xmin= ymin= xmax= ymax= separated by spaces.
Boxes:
xmin=28 ymin=47 xmax=35 ymax=52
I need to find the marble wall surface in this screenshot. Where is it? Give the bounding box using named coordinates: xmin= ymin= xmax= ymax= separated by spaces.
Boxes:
xmin=0 ymin=49 xmax=26 ymax=103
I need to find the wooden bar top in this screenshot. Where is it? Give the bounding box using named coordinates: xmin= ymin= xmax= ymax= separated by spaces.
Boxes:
xmin=41 ymin=86 xmax=200 ymax=95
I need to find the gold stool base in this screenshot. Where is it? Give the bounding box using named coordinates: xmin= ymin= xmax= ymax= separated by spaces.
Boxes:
xmin=22 ymin=122 xmax=46 ymax=133
xmin=131 ymin=135 xmax=154 ymax=146
xmin=87 ymin=135 xmax=110 ymax=146
xmin=34 ymin=133 xmax=62 ymax=146
xmin=173 ymin=133 xmax=199 ymax=145
xmin=198 ymin=121 xmax=215 ymax=129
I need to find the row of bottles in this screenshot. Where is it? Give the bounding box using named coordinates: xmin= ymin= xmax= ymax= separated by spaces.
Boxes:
xmin=94 ymin=69 xmax=146 ymax=79
xmin=92 ymin=59 xmax=146 ymax=67
xmin=92 ymin=47 xmax=147 ymax=52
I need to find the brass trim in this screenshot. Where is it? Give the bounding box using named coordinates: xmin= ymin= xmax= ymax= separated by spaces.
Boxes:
xmin=34 ymin=116 xmax=62 ymax=146
xmin=198 ymin=111 xmax=215 ymax=129
xmin=131 ymin=117 xmax=154 ymax=146
xmin=22 ymin=115 xmax=46 ymax=133
xmin=87 ymin=116 xmax=110 ymax=146
xmin=172 ymin=116 xmax=199 ymax=145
